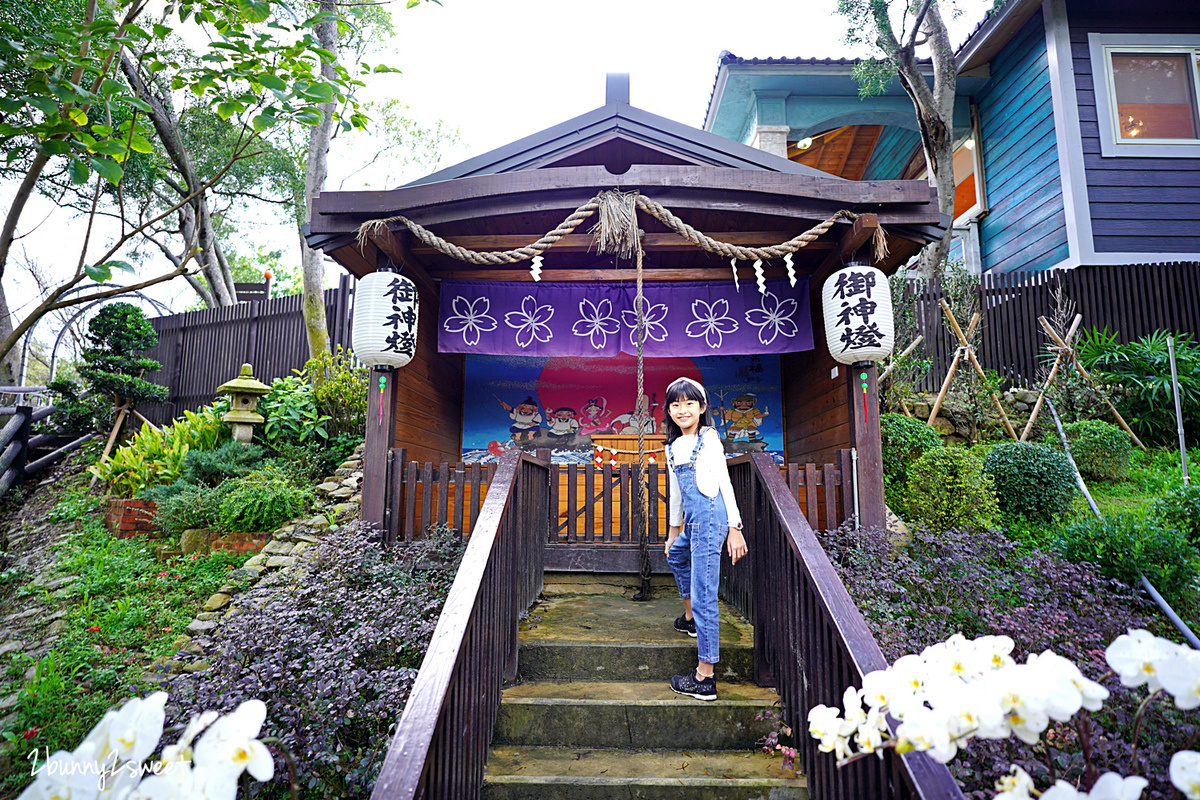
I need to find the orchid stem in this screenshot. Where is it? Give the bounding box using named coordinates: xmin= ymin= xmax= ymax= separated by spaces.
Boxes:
xmin=1128 ymin=689 xmax=1162 ymax=776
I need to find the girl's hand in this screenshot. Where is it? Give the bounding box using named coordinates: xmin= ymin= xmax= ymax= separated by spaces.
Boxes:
xmin=727 ymin=528 xmax=748 ymax=565
xmin=664 ymin=526 xmax=680 ymax=556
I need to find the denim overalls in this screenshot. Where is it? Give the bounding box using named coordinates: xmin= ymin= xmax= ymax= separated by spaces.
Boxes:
xmin=665 ymin=428 xmax=728 ymax=665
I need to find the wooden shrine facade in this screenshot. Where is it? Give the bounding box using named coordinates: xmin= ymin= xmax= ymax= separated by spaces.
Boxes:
xmin=306 ymin=75 xmax=947 ymax=554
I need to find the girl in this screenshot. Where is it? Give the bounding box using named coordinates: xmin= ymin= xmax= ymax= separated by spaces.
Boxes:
xmin=662 ymin=377 xmax=748 ymax=701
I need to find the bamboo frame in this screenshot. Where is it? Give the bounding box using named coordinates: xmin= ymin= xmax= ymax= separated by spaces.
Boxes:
xmin=1035 ymin=316 xmax=1146 ymax=451
xmin=928 ymin=299 xmax=1018 ymax=440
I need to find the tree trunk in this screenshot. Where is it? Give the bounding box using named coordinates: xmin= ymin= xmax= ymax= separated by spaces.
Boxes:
xmin=0 ymin=282 xmax=20 ymax=385
xmin=298 ymin=0 xmax=338 ymax=363
xmin=120 ymin=52 xmax=236 ymax=307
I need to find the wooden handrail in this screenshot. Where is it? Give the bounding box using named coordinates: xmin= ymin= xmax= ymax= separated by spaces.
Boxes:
xmin=723 ymin=453 xmax=964 ymax=800
xmin=372 ymin=449 xmax=549 ymax=800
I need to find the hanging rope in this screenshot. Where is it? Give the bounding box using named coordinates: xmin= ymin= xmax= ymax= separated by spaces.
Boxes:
xmin=632 ymin=222 xmax=653 ymax=601
xmin=354 ymin=191 xmax=889 ymax=267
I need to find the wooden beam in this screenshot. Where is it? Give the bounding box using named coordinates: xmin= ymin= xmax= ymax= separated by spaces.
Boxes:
xmin=428 ymin=266 xmax=800 ymax=282
xmin=411 ymin=231 xmax=830 ymax=255
xmin=368 ymin=229 xmax=440 ymax=299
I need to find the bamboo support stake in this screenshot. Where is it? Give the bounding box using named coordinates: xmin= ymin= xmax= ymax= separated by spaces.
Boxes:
xmin=938 ymin=299 xmax=1017 ymax=440
xmin=879 ymin=335 xmax=924 ymax=384
xmin=928 ymin=313 xmax=980 ymax=425
xmin=928 ymin=347 xmax=963 ymax=424
xmin=89 ymin=405 xmax=129 ymax=489
xmin=1022 ymin=314 xmax=1083 ymax=440
xmin=131 ymin=409 xmax=161 ymax=433
xmin=1039 ymin=321 xmax=1147 ymax=450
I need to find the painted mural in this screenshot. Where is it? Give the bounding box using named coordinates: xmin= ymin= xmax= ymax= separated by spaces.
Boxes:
xmin=461 ymin=353 xmax=785 ymax=464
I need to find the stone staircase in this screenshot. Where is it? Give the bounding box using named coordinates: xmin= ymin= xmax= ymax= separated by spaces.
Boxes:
xmin=482 ymin=573 xmax=808 ymax=800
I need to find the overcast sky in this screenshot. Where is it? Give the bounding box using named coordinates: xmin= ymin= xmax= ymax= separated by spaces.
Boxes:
xmin=3 ymin=0 xmax=993 ymax=373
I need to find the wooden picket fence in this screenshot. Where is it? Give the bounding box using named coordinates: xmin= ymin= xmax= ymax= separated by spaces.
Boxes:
xmin=382 ymin=447 xmax=855 ymax=571
xmin=911 ymin=262 xmax=1200 ymax=389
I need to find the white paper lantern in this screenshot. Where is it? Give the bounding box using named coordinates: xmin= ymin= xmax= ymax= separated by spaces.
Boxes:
xmin=821 ymin=264 xmax=894 ymax=365
xmin=353 ymin=271 xmax=419 ymax=369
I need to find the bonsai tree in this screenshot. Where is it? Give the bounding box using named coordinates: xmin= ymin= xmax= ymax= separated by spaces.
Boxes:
xmin=77 ymin=303 xmax=169 ymax=447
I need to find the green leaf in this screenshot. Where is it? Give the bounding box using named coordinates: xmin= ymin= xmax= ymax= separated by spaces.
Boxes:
xmin=105 ymin=259 xmax=136 ymax=274
xmin=68 ymin=159 xmax=89 ymax=184
xmin=66 ymin=107 xmax=88 ymax=126
xmin=216 ymin=101 xmax=238 ymax=120
xmin=24 ymin=53 xmax=55 ymax=70
xmin=88 ymin=157 xmax=123 ymax=185
xmin=91 ymin=139 xmax=128 ymax=157
xmin=36 ymin=140 xmax=71 ymax=156
xmin=152 ymin=23 xmax=173 ymax=38
xmin=251 ymin=111 xmax=276 ymax=132
xmin=258 ymin=72 xmax=287 ymax=92
xmin=91 ymin=123 xmax=113 ymax=136
xmin=302 ymin=82 xmax=335 ymax=104
xmin=373 ymin=64 xmax=402 ymax=74
xmin=25 ymin=96 xmax=58 ymax=116
xmin=127 ymin=134 xmax=154 ymax=154
xmin=100 ymin=78 xmax=125 ymax=96
xmin=293 ymin=108 xmax=321 ymax=126
xmin=0 ymin=98 xmax=21 ymax=113
xmin=235 ymin=0 xmax=272 ymax=23
xmin=84 ymin=262 xmax=112 ymax=282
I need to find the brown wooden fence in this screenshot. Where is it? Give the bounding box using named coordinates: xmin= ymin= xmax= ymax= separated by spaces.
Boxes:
xmin=911 ymin=262 xmax=1200 ymax=390
xmin=384 ymin=448 xmax=854 ymax=571
xmin=138 ymin=273 xmax=355 ymax=425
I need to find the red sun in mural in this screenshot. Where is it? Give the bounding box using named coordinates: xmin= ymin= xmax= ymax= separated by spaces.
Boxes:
xmin=535 ymin=353 xmax=702 ymax=429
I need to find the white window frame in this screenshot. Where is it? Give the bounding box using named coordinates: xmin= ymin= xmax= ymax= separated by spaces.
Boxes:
xmin=1088 ymin=33 xmax=1200 ymax=158
xmin=910 ymin=120 xmax=987 ymax=227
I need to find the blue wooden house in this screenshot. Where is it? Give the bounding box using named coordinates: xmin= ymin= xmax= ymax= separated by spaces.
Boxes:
xmin=704 ymin=0 xmax=1200 ymax=274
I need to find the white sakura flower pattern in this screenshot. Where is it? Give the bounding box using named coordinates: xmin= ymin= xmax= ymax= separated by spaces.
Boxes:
xmin=443 ymin=296 xmax=497 ymax=347
xmin=745 ymin=291 xmax=798 ymax=346
xmin=504 ymin=296 xmax=555 ymax=348
xmin=621 ymin=302 xmax=669 ymax=346
xmin=686 ymin=298 xmax=738 ymax=349
xmin=572 ymin=298 xmax=620 ymax=350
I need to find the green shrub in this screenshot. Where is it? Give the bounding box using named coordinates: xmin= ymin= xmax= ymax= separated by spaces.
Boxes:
xmin=257 ymin=376 xmax=329 ymax=449
xmin=42 ymin=376 xmax=113 ymax=434
xmin=180 ymin=440 xmax=264 ymax=486
xmin=906 ymin=448 xmax=998 ymax=533
xmin=1079 ymin=327 xmax=1200 ymax=445
xmin=982 ymin=442 xmax=1077 ymax=522
xmin=1051 ymin=420 xmax=1132 ymax=481
xmin=217 ymin=463 xmax=313 ymax=533
xmin=76 ymin=302 xmax=169 ymax=408
xmin=89 ymin=406 xmax=226 ymax=497
xmin=148 ymin=481 xmax=225 ymax=535
xmin=880 ymin=413 xmax=942 ymax=486
xmin=1151 ymin=483 xmax=1200 ymax=545
xmin=300 ymin=345 xmax=368 ymax=438
xmin=1053 ymin=513 xmax=1198 ymax=603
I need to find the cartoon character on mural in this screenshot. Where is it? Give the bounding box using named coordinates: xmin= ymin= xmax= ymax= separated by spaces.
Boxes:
xmin=498 ymin=396 xmax=542 ymax=441
xmin=611 ymin=395 xmax=658 ymax=435
xmin=546 ymin=406 xmax=580 ymax=439
xmin=722 ymin=393 xmax=769 ymax=441
xmin=577 ymin=397 xmax=612 ymax=436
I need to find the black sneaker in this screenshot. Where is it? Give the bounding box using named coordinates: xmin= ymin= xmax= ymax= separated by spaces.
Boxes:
xmin=670 ymin=672 xmax=717 ymax=701
xmin=673 ymin=615 xmax=697 ymax=638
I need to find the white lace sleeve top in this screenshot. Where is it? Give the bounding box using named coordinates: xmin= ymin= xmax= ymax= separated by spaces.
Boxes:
xmin=667 ymin=427 xmax=742 ymax=529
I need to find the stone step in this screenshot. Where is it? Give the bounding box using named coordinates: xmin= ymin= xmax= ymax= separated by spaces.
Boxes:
xmin=483 ymin=746 xmax=807 ymax=800
xmin=518 ymin=593 xmax=754 ymax=683
xmin=495 ymin=681 xmax=778 ymax=750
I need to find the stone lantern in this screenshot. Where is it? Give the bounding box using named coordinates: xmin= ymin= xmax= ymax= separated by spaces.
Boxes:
xmin=216 ymin=363 xmax=271 ymax=443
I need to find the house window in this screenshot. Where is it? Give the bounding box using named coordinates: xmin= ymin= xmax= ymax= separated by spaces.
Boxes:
xmin=1089 ymin=34 xmax=1200 ymax=158
xmin=905 ymin=121 xmax=987 ymax=225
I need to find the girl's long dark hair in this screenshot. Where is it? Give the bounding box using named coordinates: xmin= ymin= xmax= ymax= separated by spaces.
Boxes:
xmin=663 ymin=379 xmax=716 ymax=444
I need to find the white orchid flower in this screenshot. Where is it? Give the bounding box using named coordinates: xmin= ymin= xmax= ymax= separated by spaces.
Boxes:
xmin=807 ymin=704 xmax=845 ymax=755
xmin=85 ymin=692 xmax=168 ymax=767
xmin=1158 ymin=647 xmax=1200 ymax=710
xmin=1105 ymin=629 xmax=1181 ymax=692
xmin=994 ymin=765 xmax=1036 ymax=800
xmin=193 ymin=699 xmax=274 ymax=783
xmin=1040 ymin=780 xmax=1085 ymax=800
xmin=1172 ymin=750 xmax=1200 ymax=800
xmin=895 ymin=706 xmax=957 ymax=763
xmin=1085 ymin=772 xmax=1149 ymax=799
xmin=974 ymin=635 xmax=1017 ymax=671
xmin=19 ymin=742 xmax=103 ymax=800
xmin=160 ymin=711 xmax=220 ymax=764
